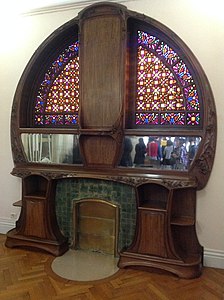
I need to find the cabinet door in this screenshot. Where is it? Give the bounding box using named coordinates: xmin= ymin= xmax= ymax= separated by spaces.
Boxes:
xmin=23 ymin=198 xmax=47 ymax=238
xmin=137 ymin=209 xmax=167 ymax=257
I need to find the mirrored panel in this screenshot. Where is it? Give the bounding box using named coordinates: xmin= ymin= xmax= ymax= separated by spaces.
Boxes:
xmin=119 ymin=136 xmax=201 ymax=171
xmin=21 ymin=134 xmax=83 ymax=164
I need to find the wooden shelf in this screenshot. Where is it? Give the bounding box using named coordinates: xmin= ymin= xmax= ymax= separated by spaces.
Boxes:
xmin=171 ymin=216 xmax=195 ymax=226
xmin=139 ymin=205 xmax=166 ymax=212
xmin=13 ymin=200 xmax=22 ymax=207
xmin=24 ymin=192 xmax=46 ymax=200
xmin=139 ymin=199 xmax=167 ymax=211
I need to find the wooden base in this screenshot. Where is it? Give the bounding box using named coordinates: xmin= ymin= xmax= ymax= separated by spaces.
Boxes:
xmin=5 ymin=228 xmax=69 ymax=256
xmin=118 ymin=251 xmax=202 ymax=279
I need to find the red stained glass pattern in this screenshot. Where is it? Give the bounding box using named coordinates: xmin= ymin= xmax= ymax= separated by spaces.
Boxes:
xmin=136 ymin=31 xmax=201 ymax=126
xmin=137 ymin=46 xmax=185 ymax=113
xmin=45 ymin=59 xmax=79 ymax=114
xmin=34 ymin=42 xmax=79 ymax=126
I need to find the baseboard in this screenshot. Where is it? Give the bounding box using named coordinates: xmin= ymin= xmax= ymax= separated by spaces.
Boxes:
xmin=204 ymin=249 xmax=224 ymax=269
xmin=0 ymin=217 xmax=223 ymax=269
xmin=0 ymin=218 xmax=16 ymax=234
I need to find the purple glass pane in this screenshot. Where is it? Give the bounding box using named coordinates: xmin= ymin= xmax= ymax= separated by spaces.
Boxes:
xmin=173 ymin=61 xmax=194 ymax=86
xmin=135 ymin=112 xmax=159 ymax=125
xmin=184 ymin=86 xmax=200 ymax=110
xmin=160 ymin=112 xmax=185 ymax=125
xmin=156 ymin=42 xmax=180 ymax=65
xmin=45 ymin=115 xmax=64 ymax=125
xmin=138 ymin=30 xmax=160 ymax=50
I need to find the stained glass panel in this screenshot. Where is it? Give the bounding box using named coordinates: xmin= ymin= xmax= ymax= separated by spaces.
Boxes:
xmin=160 ymin=112 xmax=185 ymax=125
xmin=136 ymin=46 xmax=185 ymax=112
xmin=136 ymin=30 xmax=201 ymax=126
xmin=138 ymin=31 xmax=160 ymax=50
xmin=45 ymin=58 xmax=79 ymax=113
xmin=184 ymin=86 xmax=200 ymax=110
xmin=45 ymin=115 xmax=64 ymax=125
xmin=35 ymin=115 xmax=44 ymax=125
xmin=156 ymin=42 xmax=180 ymax=65
xmin=34 ymin=42 xmax=79 ymax=126
xmin=172 ymin=61 xmax=194 ymax=86
xmin=135 ymin=112 xmax=159 ymax=125
xmin=64 ymin=114 xmax=79 ymax=125
xmin=186 ymin=112 xmax=200 ymax=126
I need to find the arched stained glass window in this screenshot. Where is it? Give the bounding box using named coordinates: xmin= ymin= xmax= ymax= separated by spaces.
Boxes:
xmin=34 ymin=41 xmax=79 ymax=126
xmin=33 ymin=29 xmax=201 ymax=129
xmin=135 ymin=30 xmax=200 ymax=126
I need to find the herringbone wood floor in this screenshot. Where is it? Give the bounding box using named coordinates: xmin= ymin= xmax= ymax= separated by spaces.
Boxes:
xmin=0 ymin=234 xmax=224 ymax=300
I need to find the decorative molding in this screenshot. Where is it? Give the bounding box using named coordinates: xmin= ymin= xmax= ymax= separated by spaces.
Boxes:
xmin=11 ymin=103 xmax=27 ymax=165
xmin=204 ymin=249 xmax=224 ymax=270
xmin=22 ymin=0 xmax=132 ymax=16
xmin=161 ymin=179 xmax=197 ymax=189
xmin=0 ymin=218 xmax=15 ymax=234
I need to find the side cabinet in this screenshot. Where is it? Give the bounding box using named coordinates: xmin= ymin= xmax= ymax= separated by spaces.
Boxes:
xmin=6 ymin=175 xmax=68 ymax=256
xmin=118 ymin=182 xmax=203 ymax=279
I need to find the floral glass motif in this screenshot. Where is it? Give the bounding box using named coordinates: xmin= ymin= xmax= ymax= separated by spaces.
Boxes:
xmin=136 ymin=31 xmax=200 ymax=126
xmin=34 ymin=42 xmax=79 ymax=126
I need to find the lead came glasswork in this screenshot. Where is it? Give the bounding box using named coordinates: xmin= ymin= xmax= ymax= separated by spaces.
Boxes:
xmin=136 ymin=30 xmax=201 ymax=126
xmin=160 ymin=112 xmax=185 ymax=125
xmin=34 ymin=42 xmax=79 ymax=126
xmin=156 ymin=42 xmax=180 ymax=65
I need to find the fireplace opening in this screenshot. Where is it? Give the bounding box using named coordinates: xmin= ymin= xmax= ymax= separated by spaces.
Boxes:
xmin=72 ymin=199 xmax=120 ymax=256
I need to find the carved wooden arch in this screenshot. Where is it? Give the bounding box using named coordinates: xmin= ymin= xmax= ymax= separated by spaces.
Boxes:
xmin=11 ymin=2 xmax=216 ymax=190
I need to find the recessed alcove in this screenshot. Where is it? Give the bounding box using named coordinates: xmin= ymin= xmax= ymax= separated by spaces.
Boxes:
xmin=73 ymin=199 xmax=119 ymax=255
xmin=55 ymin=178 xmax=136 ymax=253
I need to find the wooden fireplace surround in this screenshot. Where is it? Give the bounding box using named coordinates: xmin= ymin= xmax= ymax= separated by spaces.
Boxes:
xmin=6 ymin=3 xmax=217 ymax=279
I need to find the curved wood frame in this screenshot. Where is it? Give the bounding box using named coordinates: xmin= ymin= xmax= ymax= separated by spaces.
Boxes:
xmin=10 ymin=2 xmax=216 ymax=189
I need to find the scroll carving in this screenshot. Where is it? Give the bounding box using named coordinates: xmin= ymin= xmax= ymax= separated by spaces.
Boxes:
xmin=11 ymin=103 xmax=26 ymax=165
xmin=193 ymin=94 xmax=217 ymax=188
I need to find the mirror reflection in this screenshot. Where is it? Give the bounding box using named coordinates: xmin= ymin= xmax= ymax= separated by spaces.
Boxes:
xmin=21 ymin=134 xmax=83 ymax=164
xmin=119 ymin=136 xmax=201 ymax=171
xmin=21 ymin=133 xmax=201 ymax=170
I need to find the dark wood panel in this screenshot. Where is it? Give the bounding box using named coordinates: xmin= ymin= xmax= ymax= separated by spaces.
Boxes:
xmin=137 ymin=210 xmax=167 ymax=257
xmin=80 ymin=135 xmax=118 ymax=166
xmin=23 ymin=199 xmax=47 ymax=238
xmin=80 ymin=15 xmax=124 ymax=128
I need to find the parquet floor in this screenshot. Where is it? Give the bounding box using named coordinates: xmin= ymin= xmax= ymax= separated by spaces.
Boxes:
xmin=0 ymin=234 xmax=224 ymax=300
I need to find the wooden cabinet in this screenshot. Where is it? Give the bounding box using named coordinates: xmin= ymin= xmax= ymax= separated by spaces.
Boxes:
xmin=118 ymin=182 xmax=203 ymax=279
xmin=6 ymin=175 xmax=68 ymax=256
xmin=7 ymin=2 xmax=216 ymax=279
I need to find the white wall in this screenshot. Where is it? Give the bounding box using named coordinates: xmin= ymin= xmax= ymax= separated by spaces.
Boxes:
xmin=0 ymin=0 xmax=224 ymax=268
